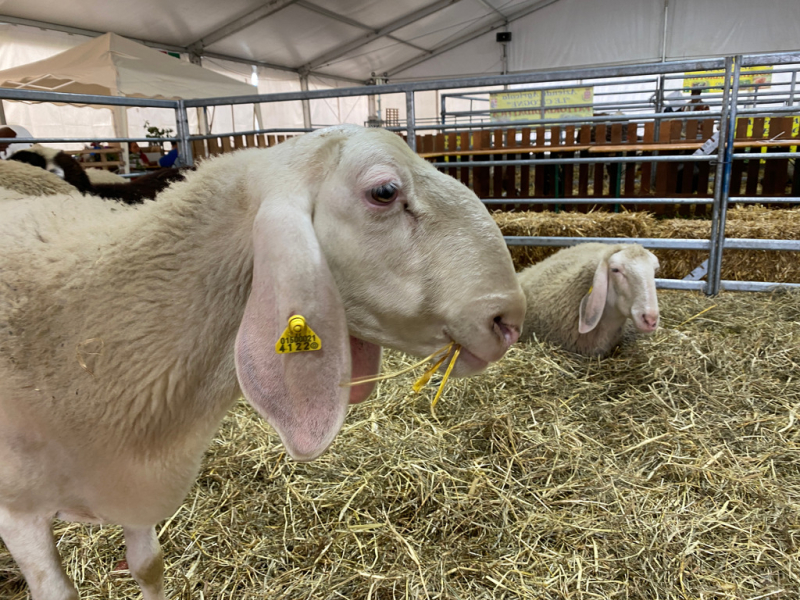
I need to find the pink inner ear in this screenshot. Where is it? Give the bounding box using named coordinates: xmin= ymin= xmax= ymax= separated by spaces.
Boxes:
xmin=348 ymin=337 xmax=382 ymax=404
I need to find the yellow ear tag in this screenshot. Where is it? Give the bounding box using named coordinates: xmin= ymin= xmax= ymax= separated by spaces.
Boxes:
xmin=275 ymin=315 xmax=322 ymax=354
xmin=587 ymin=286 xmax=593 ymax=295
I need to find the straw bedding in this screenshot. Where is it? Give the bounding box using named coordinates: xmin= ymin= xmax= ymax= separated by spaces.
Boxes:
xmin=1 ymin=290 xmax=798 ymax=599
xmin=495 ymin=205 xmax=800 ymax=282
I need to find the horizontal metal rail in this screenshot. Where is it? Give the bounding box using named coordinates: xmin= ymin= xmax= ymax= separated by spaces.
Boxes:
xmin=182 ymin=58 xmax=729 ymax=108
xmin=432 ymin=155 xmax=716 ymax=168
xmin=505 ymin=236 xmax=800 ymax=251
xmin=0 ymin=136 xmax=178 ymax=144
xmin=485 ymin=197 xmax=800 ymax=205
xmin=188 ymin=128 xmax=314 ymax=140
xmin=655 ymin=279 xmax=706 ymax=291
xmin=0 ymin=87 xmax=178 ymax=108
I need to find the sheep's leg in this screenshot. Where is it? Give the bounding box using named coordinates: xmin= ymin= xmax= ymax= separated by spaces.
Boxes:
xmin=123 ymin=525 xmax=166 ymax=600
xmin=0 ymin=507 xmax=78 ymax=600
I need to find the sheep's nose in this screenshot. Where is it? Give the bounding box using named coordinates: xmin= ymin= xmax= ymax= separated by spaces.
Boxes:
xmin=640 ymin=312 xmax=659 ymax=331
xmin=493 ymin=316 xmax=520 ymax=348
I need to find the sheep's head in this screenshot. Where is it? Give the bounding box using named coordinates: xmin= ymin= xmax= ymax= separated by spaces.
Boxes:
xmin=236 ymin=125 xmax=525 ymax=460
xmin=9 ymin=144 xmax=92 ymax=193
xmin=580 ymin=244 xmax=660 ymax=335
xmin=311 ymin=126 xmax=525 ymax=374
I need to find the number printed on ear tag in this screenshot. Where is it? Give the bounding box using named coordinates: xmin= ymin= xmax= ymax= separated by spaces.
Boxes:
xmin=275 ymin=314 xmax=322 ymax=354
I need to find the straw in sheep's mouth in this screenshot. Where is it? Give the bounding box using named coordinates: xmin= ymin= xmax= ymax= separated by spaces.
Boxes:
xmin=345 ymin=341 xmax=461 ymax=407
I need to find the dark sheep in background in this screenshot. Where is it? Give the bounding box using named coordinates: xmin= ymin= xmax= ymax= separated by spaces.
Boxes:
xmin=8 ymin=144 xmax=189 ymax=204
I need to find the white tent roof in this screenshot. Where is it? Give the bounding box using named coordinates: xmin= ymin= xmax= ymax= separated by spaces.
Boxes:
xmin=0 ymin=32 xmax=257 ymax=99
xmin=0 ymin=0 xmax=799 ymax=85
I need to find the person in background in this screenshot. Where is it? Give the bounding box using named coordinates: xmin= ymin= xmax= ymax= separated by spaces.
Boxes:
xmin=0 ymin=125 xmax=33 ymax=159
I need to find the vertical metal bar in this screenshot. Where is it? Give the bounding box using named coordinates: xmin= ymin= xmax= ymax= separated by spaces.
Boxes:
xmin=655 ymin=75 xmax=666 ymax=113
xmin=406 ymin=90 xmax=417 ymax=151
xmin=441 ymin=93 xmax=447 ymax=125
xmin=707 ymin=56 xmax=739 ymax=296
xmin=539 ymin=90 xmax=546 ymax=120
xmin=300 ymin=75 xmax=312 ymax=129
xmin=175 ymin=99 xmax=194 ymax=167
xmin=789 ymin=70 xmax=797 ymax=107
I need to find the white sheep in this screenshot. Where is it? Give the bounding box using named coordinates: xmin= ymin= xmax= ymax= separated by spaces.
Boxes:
xmin=0 ymin=156 xmax=79 ymax=195
xmin=0 ymin=124 xmax=526 ymax=600
xmin=85 ymin=167 xmax=128 ymax=184
xmin=517 ymin=243 xmax=659 ymax=357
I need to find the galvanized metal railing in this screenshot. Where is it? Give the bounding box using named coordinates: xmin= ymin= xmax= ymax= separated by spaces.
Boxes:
xmin=1 ymin=51 xmax=799 ymax=294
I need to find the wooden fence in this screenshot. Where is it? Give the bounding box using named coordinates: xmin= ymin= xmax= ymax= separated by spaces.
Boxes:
xmin=416 ymin=116 xmax=800 ymax=214
xmin=191 ymin=133 xmax=295 ymax=160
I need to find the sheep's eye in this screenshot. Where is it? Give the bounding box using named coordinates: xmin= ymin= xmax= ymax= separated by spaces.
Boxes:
xmin=611 ymin=267 xmax=621 ymax=273
xmin=370 ymin=183 xmax=398 ymax=204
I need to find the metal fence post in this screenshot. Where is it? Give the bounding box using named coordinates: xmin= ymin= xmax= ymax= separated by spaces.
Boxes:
xmin=175 ymin=99 xmax=194 ymax=167
xmin=406 ymin=90 xmax=417 ymax=151
xmin=706 ymin=56 xmax=741 ymax=295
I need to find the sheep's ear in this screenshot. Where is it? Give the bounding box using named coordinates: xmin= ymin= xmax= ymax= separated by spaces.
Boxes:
xmin=578 ymin=257 xmax=610 ymax=334
xmin=234 ymin=202 xmax=379 ymax=461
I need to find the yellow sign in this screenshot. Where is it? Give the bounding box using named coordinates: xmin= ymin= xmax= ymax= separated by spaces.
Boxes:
xmin=684 ymin=66 xmax=772 ymax=91
xmin=490 ymin=87 xmax=594 ymax=122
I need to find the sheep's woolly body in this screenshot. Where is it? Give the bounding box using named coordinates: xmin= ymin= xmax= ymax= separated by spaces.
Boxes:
xmin=0 ymin=158 xmax=79 ymax=196
xmin=518 ymin=243 xmax=635 ymax=356
xmin=0 ymin=126 xmax=527 ymax=600
xmin=0 ymin=154 xmax=256 ymax=522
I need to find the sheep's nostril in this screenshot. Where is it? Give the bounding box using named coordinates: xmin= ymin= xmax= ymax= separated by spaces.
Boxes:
xmin=641 ymin=313 xmax=659 ymax=330
xmin=493 ymin=316 xmax=520 ymax=347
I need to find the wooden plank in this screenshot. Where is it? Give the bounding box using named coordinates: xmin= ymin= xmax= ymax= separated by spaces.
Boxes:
xmin=207 ymin=137 xmax=221 ymax=156
xmin=592 ymin=123 xmax=608 ymax=198
xmin=267 ymin=135 xmax=277 ymax=147
xmin=745 ymin=118 xmax=766 ymax=196
xmin=654 ymin=120 xmax=674 ymax=202
xmin=472 ymin=130 xmax=491 ymax=198
xmin=446 ymin=132 xmax=457 ymax=181
xmin=256 ymin=134 xmax=266 ymax=147
xmin=492 ymin=129 xmax=504 ymax=199
xmin=694 ymin=119 xmax=714 ymax=205
xmin=563 ymin=125 xmax=575 ymax=199
xmin=730 ymin=118 xmax=750 ymax=196
xmin=459 ymin=131 xmax=470 ymax=189
xmin=534 ymin=127 xmax=546 ymax=199
xmin=623 ymin=121 xmax=637 ymax=198
xmin=519 ymin=129 xmax=531 ymax=198
xmin=763 ymin=117 xmax=792 ymax=197
xmin=504 ymin=128 xmax=518 ymax=201
xmin=220 ymin=136 xmax=233 ymax=154
xmin=234 ymin=135 xmax=246 ymax=150
xmin=550 ymin=126 xmax=562 ymax=205
xmin=608 ymin=124 xmax=623 ymax=199
xmin=245 ymin=134 xmax=256 ymax=148
xmin=639 ymin=122 xmax=655 ymax=202
xmin=191 ymin=139 xmax=206 ymax=160
xmin=578 ymin=125 xmax=591 ymax=198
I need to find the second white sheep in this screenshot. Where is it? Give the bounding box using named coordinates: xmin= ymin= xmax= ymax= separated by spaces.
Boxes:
xmin=518 ymin=243 xmax=660 ymax=357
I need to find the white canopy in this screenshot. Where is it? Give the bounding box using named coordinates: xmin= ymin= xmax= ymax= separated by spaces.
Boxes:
xmin=0 ymin=0 xmax=799 ymax=84
xmin=0 ymin=32 xmax=256 ymax=99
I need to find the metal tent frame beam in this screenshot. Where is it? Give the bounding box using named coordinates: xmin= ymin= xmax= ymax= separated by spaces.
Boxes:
xmin=295 ymin=0 xmax=428 ymax=54
xmin=387 ymin=0 xmax=561 ymax=78
xmin=187 ymin=0 xmax=298 ymax=54
xmin=299 ymin=0 xmax=463 ymax=73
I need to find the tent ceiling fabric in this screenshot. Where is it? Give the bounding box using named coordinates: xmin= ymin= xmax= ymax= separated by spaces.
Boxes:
xmin=0 ymin=32 xmax=257 ymax=99
xmin=0 ymin=0 xmax=799 ymax=85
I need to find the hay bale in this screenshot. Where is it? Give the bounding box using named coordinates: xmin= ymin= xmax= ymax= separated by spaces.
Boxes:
xmin=494 ymin=210 xmax=654 ymax=271
xmin=496 ymin=206 xmax=800 ymax=282
xmin=3 ymin=290 xmax=796 ymax=599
